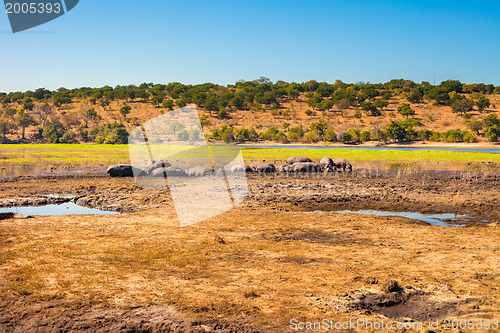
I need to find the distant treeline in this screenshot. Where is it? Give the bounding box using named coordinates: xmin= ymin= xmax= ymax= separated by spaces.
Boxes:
xmin=1 ymin=77 xmax=499 ymax=115
xmin=1 ymin=77 xmax=500 ymax=144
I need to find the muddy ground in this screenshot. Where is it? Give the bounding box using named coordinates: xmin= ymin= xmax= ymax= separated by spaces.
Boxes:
xmin=0 ymin=169 xmax=499 ymax=332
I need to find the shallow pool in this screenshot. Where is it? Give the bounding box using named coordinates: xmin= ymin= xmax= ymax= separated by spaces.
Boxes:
xmin=0 ymin=202 xmax=119 ymax=216
xmin=331 ymin=210 xmax=468 ymax=227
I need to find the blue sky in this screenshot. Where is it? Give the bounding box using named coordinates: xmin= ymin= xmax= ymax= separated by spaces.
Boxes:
xmin=1 ymin=0 xmax=500 ymax=92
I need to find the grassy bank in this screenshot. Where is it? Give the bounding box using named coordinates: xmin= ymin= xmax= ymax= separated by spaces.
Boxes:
xmin=0 ymin=144 xmax=499 ymax=170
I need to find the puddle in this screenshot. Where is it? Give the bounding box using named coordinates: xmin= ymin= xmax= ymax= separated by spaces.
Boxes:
xmin=0 ymin=202 xmax=119 ymax=216
xmin=330 ymin=210 xmax=468 ymax=227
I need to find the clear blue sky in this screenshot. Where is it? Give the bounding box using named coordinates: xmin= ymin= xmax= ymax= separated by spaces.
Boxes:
xmin=1 ymin=0 xmax=500 ymax=92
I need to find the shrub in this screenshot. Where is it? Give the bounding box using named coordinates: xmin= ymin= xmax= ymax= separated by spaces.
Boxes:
xmin=359 ymin=130 xmax=371 ymax=142
xmin=42 ymin=120 xmax=65 ymax=143
xmin=288 ymin=126 xmax=305 ymax=141
xmin=324 ymin=128 xmax=337 ymax=142
xmin=60 ymin=130 xmax=76 ymax=143
xmin=418 ymin=129 xmax=433 ymax=141
xmin=486 ymin=125 xmax=500 ymax=142
xmin=217 ymin=109 xmax=228 ymax=119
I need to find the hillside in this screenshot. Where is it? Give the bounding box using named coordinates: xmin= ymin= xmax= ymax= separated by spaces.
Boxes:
xmin=1 ymin=79 xmax=500 ymax=145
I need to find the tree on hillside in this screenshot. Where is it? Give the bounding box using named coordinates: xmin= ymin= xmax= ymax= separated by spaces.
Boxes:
xmin=374 ymin=99 xmax=389 ymax=111
xmin=17 ymin=109 xmax=36 ymax=140
xmin=33 ymin=103 xmax=53 ymax=127
xmin=169 ymin=121 xmax=184 ymax=136
xmin=450 ymin=96 xmax=474 ymax=115
xmin=476 ymin=95 xmax=490 ymax=112
xmin=386 ymin=121 xmax=406 ymax=142
xmin=0 ymin=121 xmax=16 ymax=142
xmin=397 ymin=103 xmax=415 ymax=118
xmin=81 ymin=104 xmax=98 ymax=127
xmin=42 ymin=120 xmax=65 ymax=143
xmin=361 ymin=102 xmax=381 ymax=116
xmin=119 ymin=105 xmax=132 ymax=119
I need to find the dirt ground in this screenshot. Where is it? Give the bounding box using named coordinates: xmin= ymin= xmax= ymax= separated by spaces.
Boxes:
xmin=0 ymin=170 xmax=499 ymax=332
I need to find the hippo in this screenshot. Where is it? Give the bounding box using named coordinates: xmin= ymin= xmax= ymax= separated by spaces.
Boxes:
xmin=186 ymin=166 xmax=214 ymax=177
xmin=255 ymin=163 xmax=276 ymax=173
xmin=151 ymin=166 xmax=187 ymax=177
xmin=286 ymin=156 xmax=314 ymax=165
xmin=319 ymin=157 xmax=335 ymax=171
xmin=146 ymin=160 xmax=172 ymax=175
xmin=230 ymin=165 xmax=255 ymax=173
xmin=277 ymin=164 xmax=292 ymax=173
xmin=290 ymin=162 xmax=322 ymax=173
xmin=107 ymin=164 xmax=147 ymax=177
xmin=332 ymin=158 xmax=353 ymax=171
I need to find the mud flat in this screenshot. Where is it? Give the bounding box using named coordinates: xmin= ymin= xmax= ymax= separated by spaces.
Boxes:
xmin=0 ymin=170 xmax=499 ymax=332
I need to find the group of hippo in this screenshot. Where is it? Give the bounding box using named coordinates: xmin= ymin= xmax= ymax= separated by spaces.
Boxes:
xmin=248 ymin=156 xmax=353 ymax=174
xmin=107 ymin=156 xmax=352 ymax=178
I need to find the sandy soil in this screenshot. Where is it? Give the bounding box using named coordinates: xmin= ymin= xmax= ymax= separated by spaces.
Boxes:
xmin=0 ymin=171 xmax=499 ymax=332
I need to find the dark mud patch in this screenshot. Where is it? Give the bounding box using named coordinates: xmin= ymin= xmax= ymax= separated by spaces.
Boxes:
xmin=259 ymin=228 xmax=363 ymax=246
xmin=0 ymin=297 xmax=263 ymax=333
xmin=324 ymin=284 xmax=479 ymax=322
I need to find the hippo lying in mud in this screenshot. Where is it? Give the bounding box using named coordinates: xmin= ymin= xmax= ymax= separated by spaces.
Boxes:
xmin=146 ymin=160 xmax=172 ymax=175
xmin=151 ymin=166 xmax=187 ymax=177
xmin=107 ymin=164 xmax=147 ymax=177
xmin=0 ymin=212 xmax=32 ymax=220
xmin=332 ymin=158 xmax=353 ymax=171
xmin=255 ymin=163 xmax=276 ymax=173
xmin=186 ymin=166 xmax=214 ymax=177
xmin=287 ymin=156 xmax=314 ymax=165
xmin=290 ymin=162 xmax=322 ymax=173
xmin=230 ymin=165 xmax=255 ymax=173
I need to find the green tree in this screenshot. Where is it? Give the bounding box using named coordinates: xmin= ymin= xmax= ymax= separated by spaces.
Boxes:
xmin=119 ymin=105 xmax=132 ymax=119
xmin=468 ymin=120 xmax=483 ymax=135
xmin=17 ymin=110 xmax=36 ymax=140
xmin=476 ymin=95 xmax=490 ymax=112
xmin=0 ymin=121 xmax=15 ymax=141
xmin=162 ymin=99 xmax=174 ymax=110
xmin=397 ymin=103 xmax=415 ymax=118
xmin=169 ymin=121 xmax=184 ymax=136
xmin=43 ymin=120 xmax=65 ymax=143
xmin=361 ymin=102 xmax=380 ymax=116
xmin=288 ymin=126 xmax=305 ymax=141
xmin=360 ymin=130 xmax=371 ymax=142
xmin=217 ymin=108 xmax=228 ymax=119
xmin=386 ymin=121 xmax=406 ymax=142
xmin=483 ymin=114 xmax=500 ymax=129
xmin=450 ymin=96 xmax=474 ymax=115
xmin=485 ymin=125 xmax=500 ymax=142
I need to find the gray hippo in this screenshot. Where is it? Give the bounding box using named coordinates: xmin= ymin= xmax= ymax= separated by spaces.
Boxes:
xmin=186 ymin=166 xmax=214 ymax=177
xmin=286 ymin=156 xmax=314 ymax=165
xmin=332 ymin=158 xmax=353 ymax=171
xmin=146 ymin=160 xmax=172 ymax=174
xmin=151 ymin=166 xmax=187 ymax=177
xmin=320 ymin=157 xmax=334 ymax=171
xmin=277 ymin=164 xmax=292 ymax=173
xmin=290 ymin=162 xmax=322 ymax=172
xmin=107 ymin=164 xmax=147 ymax=177
xmin=230 ymin=165 xmax=255 ymax=173
xmin=255 ymin=163 xmax=276 ymax=173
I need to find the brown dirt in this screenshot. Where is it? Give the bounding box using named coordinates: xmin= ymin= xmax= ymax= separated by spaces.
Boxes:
xmin=0 ymin=171 xmax=499 ymax=332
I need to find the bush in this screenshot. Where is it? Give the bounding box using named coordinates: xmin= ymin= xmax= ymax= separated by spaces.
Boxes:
xmin=486 ymin=125 xmax=500 ymax=142
xmin=324 ymin=128 xmax=337 ymax=142
xmin=217 ymin=109 xmax=228 ymax=119
xmin=42 ymin=120 xmax=65 ymax=143
xmin=418 ymin=129 xmax=433 ymax=141
xmin=60 ymin=130 xmax=76 ymax=143
xmin=288 ymin=126 xmax=305 ymax=141
xmin=360 ymin=130 xmax=371 ymax=142
xmin=92 ymin=122 xmax=129 ymax=144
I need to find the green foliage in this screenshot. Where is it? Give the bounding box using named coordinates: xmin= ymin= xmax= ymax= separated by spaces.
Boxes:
xmin=486 ymin=125 xmax=500 ymax=142
xmin=177 ymin=130 xmax=189 ymax=141
xmin=468 ymin=120 xmax=483 ymax=134
xmin=288 ymin=126 xmax=305 ymax=141
xmin=217 ymin=109 xmax=228 ymax=119
xmin=476 ymin=95 xmax=490 ymax=112
xmin=359 ymin=130 xmax=371 ymax=142
xmin=483 ymin=114 xmax=500 ymax=129
xmin=42 ymin=120 xmax=65 ymax=143
xmin=418 ymin=129 xmax=433 ymax=141
xmin=17 ymin=110 xmax=36 ymax=139
xmin=397 ymin=103 xmax=415 ymax=118
xmin=119 ymin=105 xmax=132 ymax=118
xmin=407 ymin=87 xmax=423 ymax=103
xmin=89 ymin=122 xmax=129 ymax=144
xmin=361 ymin=102 xmax=380 ymax=116
xmin=462 ymin=113 xmax=472 ymax=120
xmin=399 ymin=119 xmax=423 ymax=129
xmin=162 ymin=99 xmax=174 ymax=110
xmin=324 ymin=128 xmax=337 ymax=142
xmin=386 ymin=121 xmax=406 ymax=142
xmin=60 ymin=130 xmax=76 ymax=143
xmin=450 ymin=95 xmax=474 ymax=114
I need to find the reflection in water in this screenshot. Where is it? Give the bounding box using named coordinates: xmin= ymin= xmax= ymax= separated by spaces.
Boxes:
xmin=0 ymin=202 xmax=119 ymax=216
